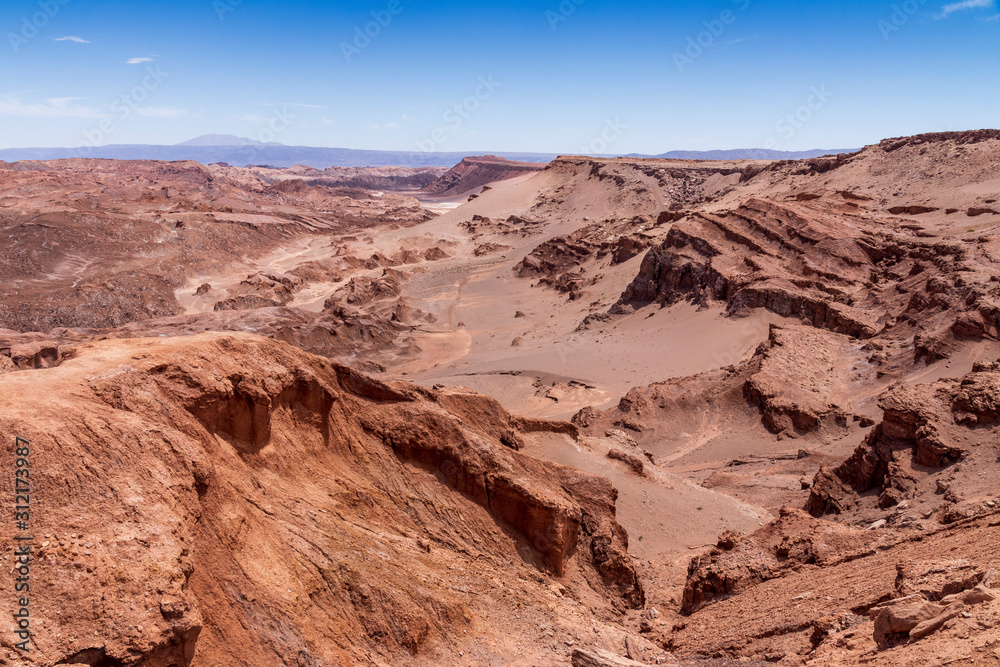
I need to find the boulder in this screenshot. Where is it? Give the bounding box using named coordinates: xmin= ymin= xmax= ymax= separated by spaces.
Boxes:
xmin=872 ymin=599 xmax=943 ymax=648
xmin=572 ymin=647 xmax=653 ymax=667
xmin=607 ymin=449 xmax=645 ymax=476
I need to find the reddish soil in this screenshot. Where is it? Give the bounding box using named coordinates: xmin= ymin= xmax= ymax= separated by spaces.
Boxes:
xmin=2 ymin=130 xmax=1000 ymax=666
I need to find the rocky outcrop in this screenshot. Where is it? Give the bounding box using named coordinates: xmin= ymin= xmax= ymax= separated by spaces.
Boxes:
xmin=325 ymin=269 xmax=402 ymax=308
xmin=607 ymin=448 xmax=646 ymax=476
xmin=664 ymin=507 xmax=1000 ymax=662
xmin=356 ymin=388 xmax=637 ymax=588
xmin=425 ymin=155 xmax=546 ymax=196
xmin=0 ymin=333 xmax=642 ymax=666
xmin=969 ymin=207 xmax=999 ymax=217
xmin=308 ymin=165 xmax=446 ymax=191
xmin=889 ymin=205 xmax=939 ymax=215
xmin=7 ymin=340 xmax=61 ymax=369
xmin=572 ymin=647 xmax=666 ymax=667
xmin=213 ymin=272 xmax=303 ymax=311
xmin=516 ymin=216 xmax=668 ymax=298
xmin=895 ymin=559 xmax=988 ymax=601
xmin=616 ymin=196 xmax=1000 ymax=348
xmin=878 ymin=129 xmax=1000 ymax=152
xmin=808 ymin=362 xmax=1000 ymax=519
xmin=474 ymin=242 xmax=512 ymax=256
xmin=743 ymin=325 xmax=855 ymax=435
xmin=872 ymin=579 xmax=995 ymax=649
xmin=617 ymin=198 xmax=890 ymax=337
xmin=680 ymin=508 xmax=883 ymax=614
xmin=423 ymin=246 xmax=450 ymax=261
xmin=461 ymin=213 xmax=545 ymax=239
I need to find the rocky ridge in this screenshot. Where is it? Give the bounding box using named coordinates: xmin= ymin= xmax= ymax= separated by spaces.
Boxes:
xmin=0 ymin=333 xmax=643 ymax=666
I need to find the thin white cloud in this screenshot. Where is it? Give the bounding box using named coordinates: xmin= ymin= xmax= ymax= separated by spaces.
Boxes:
xmin=938 ymin=0 xmax=996 ymax=18
xmin=978 ymin=12 xmax=1000 ymax=19
xmin=0 ymin=95 xmax=109 ymax=118
xmin=135 ymin=107 xmax=187 ymax=118
xmin=322 ymin=117 xmax=336 ymax=126
xmin=127 ymin=56 xmax=155 ymax=64
xmin=54 ymin=36 xmax=90 ymax=43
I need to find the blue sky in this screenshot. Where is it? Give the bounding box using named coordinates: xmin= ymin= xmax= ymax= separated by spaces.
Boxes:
xmin=0 ymin=0 xmax=996 ymax=153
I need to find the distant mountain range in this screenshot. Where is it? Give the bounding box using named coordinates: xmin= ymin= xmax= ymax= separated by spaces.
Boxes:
xmin=174 ymin=134 xmax=286 ymax=147
xmin=0 ymin=135 xmax=860 ymax=169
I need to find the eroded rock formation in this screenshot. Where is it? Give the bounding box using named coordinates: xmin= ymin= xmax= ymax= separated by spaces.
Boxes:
xmin=0 ymin=333 xmax=642 ymax=666
xmin=808 ymin=360 xmax=1000 ymax=519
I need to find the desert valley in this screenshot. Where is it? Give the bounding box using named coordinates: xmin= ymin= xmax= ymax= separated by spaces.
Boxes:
xmin=0 ymin=128 xmax=999 ymax=666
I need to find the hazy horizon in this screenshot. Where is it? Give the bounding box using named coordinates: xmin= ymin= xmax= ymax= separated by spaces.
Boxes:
xmin=0 ymin=130 xmax=864 ymax=154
